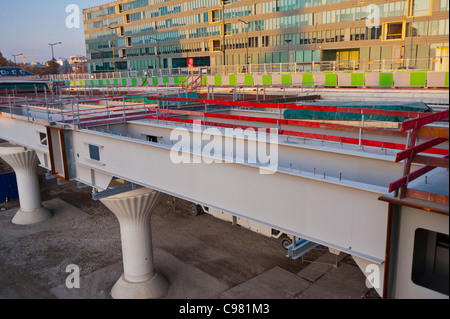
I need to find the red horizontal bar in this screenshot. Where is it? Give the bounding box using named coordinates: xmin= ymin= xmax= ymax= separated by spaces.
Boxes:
xmin=147 ymin=114 xmax=448 ymax=155
xmin=389 ymin=157 xmax=449 ymax=193
xmin=395 ymin=137 xmax=448 ymax=162
xmin=128 ymin=94 xmax=428 ymax=119
xmin=401 ymin=110 xmax=449 ymax=132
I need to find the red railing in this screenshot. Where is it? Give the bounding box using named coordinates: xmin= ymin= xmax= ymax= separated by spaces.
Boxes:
xmin=388 ymin=110 xmax=449 ymax=200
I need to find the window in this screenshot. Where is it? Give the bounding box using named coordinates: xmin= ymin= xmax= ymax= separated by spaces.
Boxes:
xmin=383 ymin=21 xmax=405 ymax=40
xmin=89 ymin=145 xmax=101 ymax=162
xmin=117 ymin=3 xmax=123 ymax=14
xmin=211 ymin=9 xmax=221 ymax=22
xmin=39 ymin=133 xmax=48 ymax=146
xmin=222 ymin=23 xmax=232 ymax=36
xmin=211 ymin=39 xmax=221 ymax=52
xmin=146 ymin=135 xmax=158 ymax=143
xmin=119 ymin=48 xmax=127 ymax=58
xmin=126 ymin=37 xmax=132 ymax=47
xmin=412 ymin=229 xmax=449 ymax=296
xmin=408 ymin=0 xmax=432 ymax=17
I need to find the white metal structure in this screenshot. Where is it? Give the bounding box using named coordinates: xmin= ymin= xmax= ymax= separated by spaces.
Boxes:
xmin=0 ymin=92 xmax=448 ymax=299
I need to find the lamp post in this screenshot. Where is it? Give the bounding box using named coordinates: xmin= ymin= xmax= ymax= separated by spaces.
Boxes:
xmin=49 ymin=42 xmax=62 ymax=74
xmin=147 ymin=36 xmax=161 ymax=73
xmin=108 ymin=25 xmax=121 ymax=74
xmin=285 ymin=39 xmax=292 ymax=72
xmin=238 ymin=19 xmax=249 ymax=72
xmin=221 ymin=0 xmax=226 ymax=68
xmin=95 ymin=49 xmax=105 ymax=72
xmin=12 ymin=54 xmax=23 ymax=67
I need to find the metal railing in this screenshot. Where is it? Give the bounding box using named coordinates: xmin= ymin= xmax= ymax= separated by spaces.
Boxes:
xmin=46 ymin=57 xmax=449 ymax=81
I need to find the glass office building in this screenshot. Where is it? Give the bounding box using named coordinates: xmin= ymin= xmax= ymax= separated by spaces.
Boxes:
xmin=83 ymin=0 xmax=449 ymax=73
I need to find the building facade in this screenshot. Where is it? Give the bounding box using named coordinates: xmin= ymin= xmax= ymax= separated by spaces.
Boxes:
xmin=83 ymin=0 xmax=449 ymax=73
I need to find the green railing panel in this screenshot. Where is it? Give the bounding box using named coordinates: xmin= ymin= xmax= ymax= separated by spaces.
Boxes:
xmin=410 ymin=72 xmax=426 ymax=87
xmin=214 ymin=75 xmax=222 ymax=85
xmin=445 ymin=72 xmax=449 ymax=87
xmin=152 ymin=77 xmax=158 ymax=86
xmin=379 ymin=73 xmax=394 ymax=87
xmin=281 ymin=74 xmax=291 ymax=86
xmin=163 ymin=77 xmax=169 ymax=84
xmin=325 ymin=74 xmax=337 ymax=87
xmin=245 ymin=75 xmax=253 ymax=86
xmin=122 ymin=78 xmax=127 ymax=86
xmin=351 ymin=73 xmax=365 ymax=86
xmin=202 ymin=76 xmax=208 ymax=86
xmin=229 ymin=75 xmax=237 ymax=85
xmin=302 ymin=74 xmax=314 ymax=86
xmin=262 ymin=74 xmax=271 ymax=86
xmin=98 ymin=80 xmax=104 ymax=86
xmin=90 ymin=80 xmax=95 ymax=86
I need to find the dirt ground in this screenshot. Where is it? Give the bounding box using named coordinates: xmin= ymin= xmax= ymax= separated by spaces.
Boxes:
xmin=0 ymin=165 xmax=379 ymax=299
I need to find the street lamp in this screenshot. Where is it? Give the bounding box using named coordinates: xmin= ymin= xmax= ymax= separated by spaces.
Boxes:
xmin=285 ymin=39 xmax=292 ymax=72
xmin=108 ymin=25 xmax=121 ymax=74
xmin=12 ymin=54 xmax=23 ymax=67
xmin=221 ymin=0 xmax=226 ymax=67
xmin=49 ymin=42 xmax=62 ymax=74
xmin=94 ymin=49 xmax=105 ymax=72
xmin=238 ymin=19 xmax=249 ymax=72
xmin=147 ymin=36 xmax=161 ymax=72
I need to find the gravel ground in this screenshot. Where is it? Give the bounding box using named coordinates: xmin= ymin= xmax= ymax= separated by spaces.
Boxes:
xmin=0 ymin=165 xmax=379 ymax=299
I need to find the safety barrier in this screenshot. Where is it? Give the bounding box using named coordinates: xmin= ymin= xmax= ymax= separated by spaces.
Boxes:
xmin=57 ymin=70 xmax=449 ymax=89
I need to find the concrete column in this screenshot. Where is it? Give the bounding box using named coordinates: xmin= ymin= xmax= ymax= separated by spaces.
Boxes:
xmin=0 ymin=143 xmax=51 ymax=225
xmin=100 ymin=188 xmax=169 ymax=299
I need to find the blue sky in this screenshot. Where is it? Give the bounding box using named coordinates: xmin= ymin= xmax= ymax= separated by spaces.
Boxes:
xmin=0 ymin=0 xmax=109 ymax=63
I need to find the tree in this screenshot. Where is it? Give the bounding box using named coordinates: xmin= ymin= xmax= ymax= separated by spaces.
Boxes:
xmin=0 ymin=51 xmax=14 ymax=67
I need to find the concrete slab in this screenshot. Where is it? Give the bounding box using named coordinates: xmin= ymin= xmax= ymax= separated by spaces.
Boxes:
xmin=51 ymin=249 xmax=231 ymax=299
xmin=297 ymin=262 xmax=371 ymax=299
xmin=297 ymin=252 xmax=347 ymax=283
xmin=215 ymin=266 xmax=311 ymax=299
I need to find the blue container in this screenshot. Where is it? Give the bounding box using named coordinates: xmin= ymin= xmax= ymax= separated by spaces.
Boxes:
xmin=0 ymin=172 xmax=19 ymax=203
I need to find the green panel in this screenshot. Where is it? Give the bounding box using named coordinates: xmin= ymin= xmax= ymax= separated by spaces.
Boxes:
xmin=302 ymin=74 xmax=314 ymax=86
xmin=122 ymin=78 xmax=127 ymax=86
xmin=325 ymin=74 xmax=337 ymax=87
xmin=351 ymin=73 xmax=365 ymax=86
xmin=410 ymin=72 xmax=426 ymax=87
xmin=228 ymin=75 xmax=237 ymax=85
xmin=245 ymin=75 xmax=253 ymax=86
xmin=114 ymin=79 xmax=119 ymax=85
xmin=180 ymin=76 xmax=187 ymax=84
xmin=262 ymin=75 xmax=271 ymax=86
xmin=202 ymin=76 xmax=207 ymax=86
xmin=106 ymin=79 xmax=110 ymax=86
xmin=214 ymin=76 xmax=222 ymax=85
xmin=281 ymin=75 xmax=291 ymax=86
xmin=90 ymin=80 xmax=95 ymax=86
xmin=174 ymin=77 xmax=180 ymax=84
xmin=98 ymin=79 xmax=104 ymax=86
xmin=163 ymin=77 xmax=169 ymax=84
xmin=152 ymin=77 xmax=158 ymax=86
xmin=131 ymin=78 xmax=138 ymax=86
xmin=445 ymin=72 xmax=449 ymax=87
xmin=379 ymin=73 xmax=394 ymax=87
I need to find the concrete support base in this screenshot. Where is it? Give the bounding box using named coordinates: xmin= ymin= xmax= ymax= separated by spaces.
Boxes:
xmin=12 ymin=206 xmax=52 ymax=226
xmin=111 ymin=273 xmax=169 ymax=300
xmin=100 ymin=187 xmax=169 ymax=299
xmin=0 ymin=143 xmax=51 ymax=225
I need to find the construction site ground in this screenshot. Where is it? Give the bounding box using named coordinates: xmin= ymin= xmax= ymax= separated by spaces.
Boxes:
xmin=0 ymin=164 xmax=380 ymax=301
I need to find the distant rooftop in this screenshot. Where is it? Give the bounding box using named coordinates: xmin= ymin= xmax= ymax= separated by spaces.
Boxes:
xmin=0 ymin=67 xmax=34 ymax=77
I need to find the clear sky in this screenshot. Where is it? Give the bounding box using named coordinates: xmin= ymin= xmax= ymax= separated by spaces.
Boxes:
xmin=0 ymin=0 xmax=110 ymax=64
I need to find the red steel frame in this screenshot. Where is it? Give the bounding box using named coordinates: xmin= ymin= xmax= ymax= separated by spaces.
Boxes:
xmin=388 ymin=110 xmax=449 ymax=200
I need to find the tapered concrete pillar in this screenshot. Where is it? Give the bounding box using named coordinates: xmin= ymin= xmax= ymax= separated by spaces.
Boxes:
xmin=100 ymin=188 xmax=169 ymax=299
xmin=0 ymin=143 xmax=51 ymax=225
